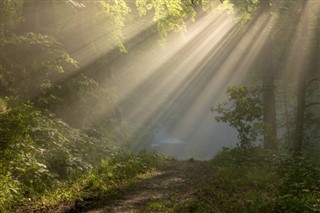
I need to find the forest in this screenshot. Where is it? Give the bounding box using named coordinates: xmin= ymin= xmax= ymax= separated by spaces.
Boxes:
xmin=1 ymin=0 xmax=320 ymax=212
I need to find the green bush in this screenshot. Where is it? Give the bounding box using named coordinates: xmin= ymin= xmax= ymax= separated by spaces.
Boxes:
xmin=0 ymin=97 xmax=122 ymax=210
xmin=212 ymin=85 xmax=263 ymax=149
xmin=0 ymin=173 xmax=22 ymax=212
xmin=0 ymin=97 xmax=165 ymax=212
xmin=2 ymin=33 xmax=77 ymax=97
xmin=276 ymin=156 xmax=320 ymax=212
xmin=21 ymin=151 xmax=168 ymax=212
xmin=210 ymin=147 xmax=320 ymax=212
xmin=177 ymin=147 xmax=280 ymax=212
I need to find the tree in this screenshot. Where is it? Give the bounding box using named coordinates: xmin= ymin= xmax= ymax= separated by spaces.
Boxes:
xmin=294 ymin=0 xmax=320 ymax=154
xmin=224 ymin=0 xmax=278 ymax=150
xmin=259 ymin=0 xmax=277 ymax=150
xmin=212 ymin=85 xmax=263 ymax=149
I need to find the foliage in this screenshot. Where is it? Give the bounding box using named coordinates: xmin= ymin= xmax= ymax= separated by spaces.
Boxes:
xmin=0 ymin=97 xmax=122 ymax=211
xmin=1 ymin=33 xmax=77 ymax=97
xmin=175 ymin=147 xmax=280 ymax=212
xmin=94 ymin=0 xmax=131 ymax=52
xmin=96 ymin=150 xmax=166 ymax=183
xmin=2 ymin=0 xmax=320 ymax=212
xmin=175 ymin=147 xmax=320 ymax=212
xmin=136 ymin=0 xmax=196 ymax=44
xmin=0 ymin=173 xmax=22 ymax=212
xmin=212 ymin=85 xmax=263 ymax=149
xmin=0 ymin=91 xmax=162 ymax=212
xmin=11 ymin=151 xmax=167 ymax=212
xmin=1 ymin=0 xmax=23 ymax=33
xmin=276 ymin=155 xmax=320 ymax=212
xmin=36 ymin=74 xmax=127 ymax=146
xmin=199 ymin=0 xmax=233 ymax=13
xmin=146 ymin=201 xmax=170 ymax=211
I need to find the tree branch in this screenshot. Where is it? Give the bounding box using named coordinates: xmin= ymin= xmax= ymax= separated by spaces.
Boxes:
xmin=305 ymin=102 xmax=320 ymax=108
xmin=305 ymin=78 xmax=320 ymax=89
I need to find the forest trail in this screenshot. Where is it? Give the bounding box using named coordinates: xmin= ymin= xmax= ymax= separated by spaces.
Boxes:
xmin=84 ymin=160 xmax=211 ymax=213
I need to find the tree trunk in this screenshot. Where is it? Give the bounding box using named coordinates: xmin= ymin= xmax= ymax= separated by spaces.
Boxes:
xmin=294 ymin=72 xmax=306 ymax=153
xmin=294 ymin=1 xmax=308 ymax=154
xmin=294 ymin=0 xmax=319 ymax=154
xmin=260 ymin=0 xmax=277 ymax=150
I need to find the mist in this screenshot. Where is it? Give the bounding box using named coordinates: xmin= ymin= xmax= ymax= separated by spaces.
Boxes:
xmin=99 ymin=11 xmax=267 ymax=159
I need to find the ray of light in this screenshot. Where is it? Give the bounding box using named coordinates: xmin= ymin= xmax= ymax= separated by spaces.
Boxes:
xmin=50 ymin=1 xmax=320 ymax=159
xmin=117 ymin=14 xmax=236 ymax=125
xmin=117 ymin=13 xmax=275 ymax=134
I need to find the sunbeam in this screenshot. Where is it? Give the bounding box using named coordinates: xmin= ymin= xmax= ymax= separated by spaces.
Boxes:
xmin=35 ymin=0 xmax=318 ymax=160
xmin=3 ymin=0 xmax=320 ymax=160
xmin=3 ymin=1 xmax=320 ymax=210
xmin=100 ymin=7 xmax=283 ymax=159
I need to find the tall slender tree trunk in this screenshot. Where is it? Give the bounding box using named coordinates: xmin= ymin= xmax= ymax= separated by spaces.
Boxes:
xmin=260 ymin=0 xmax=277 ymax=150
xmin=294 ymin=73 xmax=306 ymax=153
xmin=294 ymin=1 xmax=308 ymax=154
xmin=294 ymin=0 xmax=318 ymax=154
xmin=282 ymin=69 xmax=291 ymax=146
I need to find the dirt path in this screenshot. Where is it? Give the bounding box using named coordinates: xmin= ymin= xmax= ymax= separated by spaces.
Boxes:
xmin=85 ymin=160 xmax=211 ymax=213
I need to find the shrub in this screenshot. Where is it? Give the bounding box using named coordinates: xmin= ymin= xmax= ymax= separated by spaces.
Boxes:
xmin=0 ymin=97 xmax=121 ymax=210
xmin=276 ymin=155 xmax=320 ymax=212
xmin=212 ymin=85 xmax=263 ymax=149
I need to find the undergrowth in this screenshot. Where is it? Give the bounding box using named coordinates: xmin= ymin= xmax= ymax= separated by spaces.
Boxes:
xmin=7 ymin=150 xmax=168 ymax=212
xmin=176 ymin=147 xmax=320 ymax=213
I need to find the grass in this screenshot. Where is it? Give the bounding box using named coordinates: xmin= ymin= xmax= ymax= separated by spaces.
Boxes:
xmin=175 ymin=147 xmax=320 ymax=213
xmin=146 ymin=201 xmax=173 ymax=212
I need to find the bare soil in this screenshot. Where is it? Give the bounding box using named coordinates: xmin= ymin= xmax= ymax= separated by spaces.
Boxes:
xmin=83 ymin=160 xmax=211 ymax=213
